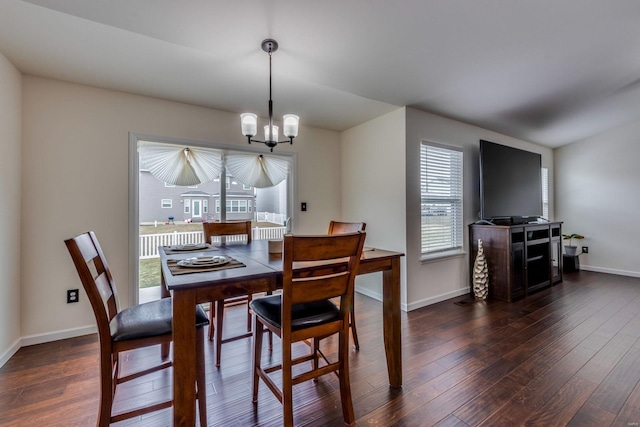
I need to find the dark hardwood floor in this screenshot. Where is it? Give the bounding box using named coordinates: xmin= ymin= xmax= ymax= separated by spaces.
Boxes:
xmin=2 ymin=270 xmax=640 ymax=426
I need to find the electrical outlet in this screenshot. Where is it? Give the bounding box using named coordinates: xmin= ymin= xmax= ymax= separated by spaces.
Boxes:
xmin=67 ymin=289 xmax=79 ymax=303
xmin=301 ymin=202 xmax=307 ymax=212
xmin=582 ymin=246 xmax=589 ymax=254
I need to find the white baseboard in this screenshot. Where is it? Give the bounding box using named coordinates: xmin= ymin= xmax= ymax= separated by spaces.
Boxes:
xmin=0 ymin=325 xmax=97 ymax=368
xmin=21 ymin=324 xmax=97 ymax=347
xmin=356 ymin=285 xmax=470 ymax=312
xmin=580 ymin=265 xmax=640 ymax=278
xmin=354 ymin=285 xmax=383 ymax=304
xmin=0 ymin=337 xmax=21 ymax=368
xmin=406 ymin=288 xmax=470 ymax=312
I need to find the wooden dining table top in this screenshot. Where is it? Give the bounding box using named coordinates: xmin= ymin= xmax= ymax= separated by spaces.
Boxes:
xmin=160 ymin=240 xmax=403 ymax=291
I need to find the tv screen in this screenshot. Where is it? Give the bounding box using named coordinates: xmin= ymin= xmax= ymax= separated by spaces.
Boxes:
xmin=480 ymin=140 xmax=542 ymax=221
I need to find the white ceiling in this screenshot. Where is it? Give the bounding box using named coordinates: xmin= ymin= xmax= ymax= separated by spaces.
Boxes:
xmin=2 ymin=0 xmax=640 ymax=148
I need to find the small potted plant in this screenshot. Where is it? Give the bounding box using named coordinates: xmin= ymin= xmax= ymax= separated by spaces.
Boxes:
xmin=562 ymin=233 xmax=584 ymax=256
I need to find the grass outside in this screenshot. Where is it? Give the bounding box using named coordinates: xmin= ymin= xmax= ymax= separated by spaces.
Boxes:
xmin=138 ymin=221 xmax=283 ymax=288
xmin=139 ymin=258 xmax=161 ymax=288
xmin=139 ymin=223 xmax=203 ymax=235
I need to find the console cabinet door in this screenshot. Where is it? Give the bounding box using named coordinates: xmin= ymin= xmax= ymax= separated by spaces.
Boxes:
xmin=550 ymin=224 xmax=562 ymax=283
xmin=551 ymin=239 xmax=562 ymax=283
xmin=510 ymin=242 xmax=525 ymax=300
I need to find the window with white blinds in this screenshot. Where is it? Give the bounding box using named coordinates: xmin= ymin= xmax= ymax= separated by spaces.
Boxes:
xmin=541 ymin=167 xmax=549 ymax=219
xmin=420 ymin=142 xmax=463 ymax=254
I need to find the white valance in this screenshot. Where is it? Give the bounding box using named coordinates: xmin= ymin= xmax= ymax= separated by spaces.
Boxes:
xmin=138 ymin=141 xmax=222 ymax=186
xmin=225 ymin=153 xmax=289 ymax=188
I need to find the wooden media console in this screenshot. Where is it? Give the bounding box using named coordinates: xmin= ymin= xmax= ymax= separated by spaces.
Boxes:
xmin=469 ymin=222 xmax=563 ymax=302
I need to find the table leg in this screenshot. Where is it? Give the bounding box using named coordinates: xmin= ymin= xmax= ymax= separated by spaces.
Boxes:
xmin=173 ymin=289 xmax=197 ymax=426
xmin=382 ymin=257 xmax=402 ymax=388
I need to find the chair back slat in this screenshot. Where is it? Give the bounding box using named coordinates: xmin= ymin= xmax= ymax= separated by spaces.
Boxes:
xmin=290 ymin=234 xmax=361 ymax=262
xmin=328 ymin=221 xmax=366 ymax=235
xmin=291 ymin=273 xmax=351 ymax=305
xmin=283 ymin=232 xmax=365 ymax=308
xmin=95 ymin=272 xmax=118 ymax=319
xmin=203 ymin=221 xmax=252 ymax=244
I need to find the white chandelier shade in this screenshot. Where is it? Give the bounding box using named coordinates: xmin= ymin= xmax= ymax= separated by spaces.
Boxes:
xmin=240 ymin=113 xmax=258 ymax=137
xmin=138 ymin=141 xmax=223 ymax=186
xmin=225 ymin=153 xmax=289 ymax=188
xmin=282 ymin=114 xmax=299 ymax=138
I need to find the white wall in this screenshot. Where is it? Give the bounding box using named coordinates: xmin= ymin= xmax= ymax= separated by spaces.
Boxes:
xmin=21 ymin=76 xmax=342 ymax=341
xmin=555 ymin=120 xmax=640 ymax=277
xmin=341 ymin=108 xmax=407 ymax=305
xmin=340 ymin=106 xmax=554 ymax=311
xmin=0 ymin=52 xmax=22 ymax=365
xmin=404 ymin=107 xmax=554 ymax=310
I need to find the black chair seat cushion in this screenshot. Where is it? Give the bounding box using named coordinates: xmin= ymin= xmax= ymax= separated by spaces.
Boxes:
xmin=250 ymin=295 xmax=340 ymax=331
xmin=111 ymin=298 xmax=209 ymax=342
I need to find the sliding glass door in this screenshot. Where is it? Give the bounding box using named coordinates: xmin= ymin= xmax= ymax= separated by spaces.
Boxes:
xmin=129 ymin=134 xmax=295 ymax=304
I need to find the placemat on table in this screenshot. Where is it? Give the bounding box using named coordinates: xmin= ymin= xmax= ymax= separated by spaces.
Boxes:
xmin=167 ymin=257 xmax=245 ymax=275
xmin=163 ymin=244 xmax=219 ymax=255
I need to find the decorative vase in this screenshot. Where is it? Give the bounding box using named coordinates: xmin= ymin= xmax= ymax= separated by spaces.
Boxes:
xmin=473 ymin=239 xmax=489 ymax=300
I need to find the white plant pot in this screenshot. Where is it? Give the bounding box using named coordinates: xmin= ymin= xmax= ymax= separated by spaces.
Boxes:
xmin=565 ymin=245 xmax=578 ymax=256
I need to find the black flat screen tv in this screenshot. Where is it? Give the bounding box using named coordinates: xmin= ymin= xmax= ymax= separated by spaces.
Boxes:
xmin=479 ymin=140 xmax=542 ymax=222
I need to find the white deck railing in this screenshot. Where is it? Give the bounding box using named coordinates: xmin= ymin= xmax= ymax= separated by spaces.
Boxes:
xmin=139 ymin=227 xmax=287 ymax=259
xmin=256 ymin=212 xmax=286 ymax=225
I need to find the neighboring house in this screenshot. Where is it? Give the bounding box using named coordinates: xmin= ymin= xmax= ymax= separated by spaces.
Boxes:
xmin=139 ymin=169 xmax=256 ymax=223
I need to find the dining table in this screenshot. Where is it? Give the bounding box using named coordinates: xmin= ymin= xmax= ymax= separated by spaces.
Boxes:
xmin=159 ymin=239 xmax=404 ymax=426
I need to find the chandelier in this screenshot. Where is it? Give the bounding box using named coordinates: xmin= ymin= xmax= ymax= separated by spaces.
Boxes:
xmin=240 ymin=39 xmax=299 ymax=152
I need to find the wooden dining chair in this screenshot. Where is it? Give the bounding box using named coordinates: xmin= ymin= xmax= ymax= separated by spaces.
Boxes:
xmin=202 ymin=220 xmax=271 ymax=367
xmin=250 ymin=231 xmax=366 ymax=427
xmin=328 ymin=220 xmax=366 ymax=350
xmin=65 ymin=231 xmax=208 ymax=427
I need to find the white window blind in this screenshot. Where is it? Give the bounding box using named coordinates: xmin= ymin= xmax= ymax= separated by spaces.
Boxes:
xmin=541 ymin=167 xmax=549 ymax=219
xmin=420 ymin=142 xmax=463 ymax=254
